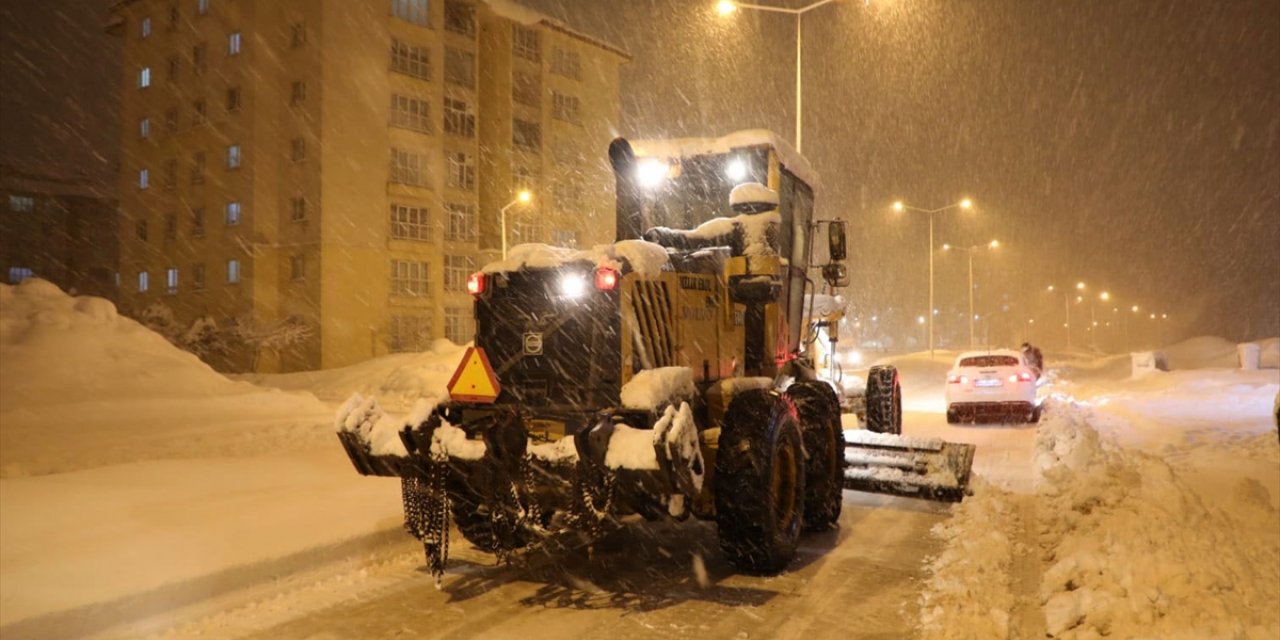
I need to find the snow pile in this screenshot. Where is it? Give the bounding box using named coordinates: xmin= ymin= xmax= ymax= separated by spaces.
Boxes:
xmin=481 ymin=240 xmax=669 ymax=277
xmin=729 ymin=181 xmax=779 ymax=207
xmin=603 ymin=401 xmax=701 ymax=486
xmin=620 ymin=366 xmax=696 ymax=410
xmin=334 ymin=394 xmax=431 ymax=456
xmin=917 ymin=478 xmax=1021 ymax=639
xmin=0 ymin=279 xmax=332 ymax=476
xmin=242 ymin=339 xmax=467 ymax=412
xmin=604 ymin=425 xmax=660 ymax=470
xmin=1031 ymin=405 xmax=1279 ymax=638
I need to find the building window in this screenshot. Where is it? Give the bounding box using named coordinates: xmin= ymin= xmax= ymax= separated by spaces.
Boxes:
xmin=139 ymin=117 xmax=151 ymax=139
xmin=227 ymin=259 xmax=241 ymax=284
xmin=389 ymin=315 xmax=431 ymax=353
xmin=165 ymin=107 xmax=179 ymax=131
xmin=552 ymin=92 xmax=580 ymax=124
xmin=389 ymin=148 xmax=428 ymax=187
xmin=290 ymin=255 xmax=305 ymax=280
xmin=512 ymin=71 xmax=540 ymax=107
xmin=552 ymin=228 xmax=579 ymax=248
xmin=193 ymin=98 xmax=207 ymax=124
xmin=165 ymin=267 xmax=179 ymax=294
xmin=139 ymin=67 xmax=151 ymax=88
xmin=226 ymin=86 xmax=241 ymax=112
xmin=390 ymin=203 xmax=429 ymax=241
xmin=443 ymin=255 xmax=474 ymax=292
xmin=169 ymin=5 xmax=180 ymax=30
xmin=193 ymin=43 xmax=207 ymax=74
xmin=193 ymin=263 xmax=206 ymax=289
xmin=390 ymin=40 xmax=431 ymax=80
xmin=227 ymin=144 xmax=241 ymax=169
xmin=444 ymin=0 xmax=475 ymax=36
xmin=163 ymin=214 xmax=178 ymax=242
xmin=513 ymin=165 xmax=538 ymax=192
xmin=197 ymin=0 xmax=209 ymax=16
xmin=446 ymin=151 xmax=475 ymax=191
xmin=139 ymin=168 xmax=150 ymax=189
xmin=390 ymin=259 xmax=429 ymax=296
xmin=554 ymin=180 xmax=581 ymax=212
xmin=390 ymin=94 xmax=430 ymax=133
xmin=290 ymin=197 xmax=307 ymax=222
xmin=228 ymin=31 xmax=242 ymax=55
xmin=167 ymin=55 xmax=180 ymax=80
xmin=136 ymin=219 xmax=149 ymax=241
xmin=444 ymin=307 xmax=472 ymax=344
xmin=551 ymin=48 xmax=581 ymax=80
xmin=192 ymin=207 xmax=206 ymax=236
xmin=138 ymin=271 xmax=150 ymax=292
xmin=512 ymin=25 xmax=540 ymax=62
xmin=225 ymin=201 xmax=241 ymax=225
xmin=290 ymin=81 xmax=306 ymax=106
xmin=8 ymin=195 xmax=35 ymax=211
xmin=141 ymin=16 xmax=152 ymax=38
xmin=191 ymin=152 xmax=205 ymax=184
xmin=444 ymin=202 xmax=475 ymax=241
xmin=443 ymin=97 xmax=474 ymax=138
xmin=512 ymin=118 xmax=541 ymax=151
xmin=444 ymin=48 xmax=475 ymax=88
xmin=392 ymin=0 xmax=429 ymax=26
xmin=290 ymin=22 xmax=307 ymax=48
xmin=291 ymin=138 xmax=307 ymax=162
xmin=8 ymin=267 xmax=35 ymax=284
xmin=512 ymin=215 xmax=544 ymax=243
xmin=163 ymin=159 xmax=177 ymax=189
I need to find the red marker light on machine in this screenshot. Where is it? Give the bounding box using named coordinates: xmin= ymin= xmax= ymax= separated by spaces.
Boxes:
xmin=466 ymin=272 xmax=486 ymax=296
xmin=594 ymin=267 xmax=619 ymax=291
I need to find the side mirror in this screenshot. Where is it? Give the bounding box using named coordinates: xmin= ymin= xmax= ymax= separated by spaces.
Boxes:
xmin=827 ymin=221 xmax=847 ymax=262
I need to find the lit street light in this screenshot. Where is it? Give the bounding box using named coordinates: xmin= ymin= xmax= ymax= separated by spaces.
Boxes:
xmin=500 ymin=189 xmax=534 ymax=259
xmin=716 ymin=0 xmax=846 ymax=153
xmin=942 ymin=238 xmax=999 ymax=349
xmin=895 ymin=199 xmax=974 ymax=356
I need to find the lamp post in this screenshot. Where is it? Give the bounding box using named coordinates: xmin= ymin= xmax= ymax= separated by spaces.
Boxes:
xmin=716 ymin=0 xmax=844 ymax=153
xmin=943 ymin=239 xmax=999 ymax=349
xmin=1048 ymin=281 xmax=1085 ymax=351
xmin=500 ymin=190 xmax=533 ymax=259
xmin=894 ymin=199 xmax=974 ymax=356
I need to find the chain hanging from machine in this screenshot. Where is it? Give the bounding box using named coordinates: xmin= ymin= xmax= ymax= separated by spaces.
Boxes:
xmin=420 ymin=451 xmax=452 ymax=584
xmin=568 ymin=460 xmax=616 ymax=542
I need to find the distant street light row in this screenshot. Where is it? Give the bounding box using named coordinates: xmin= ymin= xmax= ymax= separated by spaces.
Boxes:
xmin=892 ymin=198 xmax=974 ymax=355
xmin=1043 ymin=283 xmax=1169 ymax=351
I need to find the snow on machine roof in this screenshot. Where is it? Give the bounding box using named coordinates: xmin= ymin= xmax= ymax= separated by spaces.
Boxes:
xmin=629 ymin=129 xmax=820 ymax=188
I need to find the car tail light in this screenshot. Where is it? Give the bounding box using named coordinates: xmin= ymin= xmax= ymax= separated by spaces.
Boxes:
xmin=1009 ymin=372 xmax=1034 ymax=383
xmin=466 ymin=272 xmax=486 ymax=296
xmin=594 ymin=267 xmax=619 ymax=291
xmin=947 ymin=374 xmax=968 ymax=384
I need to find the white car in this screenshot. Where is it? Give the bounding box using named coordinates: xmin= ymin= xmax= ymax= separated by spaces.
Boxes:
xmin=945 ymin=349 xmax=1041 ymax=424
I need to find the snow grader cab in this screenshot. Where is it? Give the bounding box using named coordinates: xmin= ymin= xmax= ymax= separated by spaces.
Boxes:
xmin=337 ymin=130 xmax=975 ymax=581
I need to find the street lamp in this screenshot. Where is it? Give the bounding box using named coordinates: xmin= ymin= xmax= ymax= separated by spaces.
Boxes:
xmin=894 ymin=198 xmax=975 ymax=356
xmin=942 ymin=238 xmax=999 ymax=349
xmin=1047 ymin=282 xmax=1085 ymax=351
xmin=500 ymin=189 xmax=534 ymax=259
xmin=715 ymin=0 xmax=845 ymax=153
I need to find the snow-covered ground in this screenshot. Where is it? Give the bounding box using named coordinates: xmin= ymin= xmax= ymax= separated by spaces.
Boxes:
xmin=2 ymin=280 xmax=1277 ymax=639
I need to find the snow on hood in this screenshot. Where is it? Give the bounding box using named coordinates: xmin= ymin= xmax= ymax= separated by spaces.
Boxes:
xmin=630 ymin=129 xmax=819 ymax=188
xmin=729 ymin=182 xmax=779 ymax=208
xmin=482 ymin=239 xmax=669 ymax=276
xmin=805 ymin=293 xmax=845 ymax=318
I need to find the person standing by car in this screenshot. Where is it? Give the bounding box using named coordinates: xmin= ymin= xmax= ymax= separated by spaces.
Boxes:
xmin=1021 ymin=342 xmax=1045 ymax=378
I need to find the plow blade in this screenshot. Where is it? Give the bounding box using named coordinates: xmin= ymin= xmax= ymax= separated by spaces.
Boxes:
xmin=842 ymin=430 xmax=976 ymax=503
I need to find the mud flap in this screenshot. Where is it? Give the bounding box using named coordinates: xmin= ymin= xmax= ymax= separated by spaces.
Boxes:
xmin=842 ymin=430 xmax=976 ymax=503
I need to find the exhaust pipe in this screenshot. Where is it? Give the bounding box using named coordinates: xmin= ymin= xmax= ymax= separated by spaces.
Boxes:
xmin=609 ymin=137 xmax=645 ymax=243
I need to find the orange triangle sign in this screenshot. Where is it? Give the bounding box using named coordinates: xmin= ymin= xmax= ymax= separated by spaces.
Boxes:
xmin=447 ymin=347 xmax=501 ymax=403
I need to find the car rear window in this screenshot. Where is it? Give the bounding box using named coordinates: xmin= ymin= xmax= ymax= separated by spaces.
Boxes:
xmin=959 ymin=355 xmax=1020 ymax=368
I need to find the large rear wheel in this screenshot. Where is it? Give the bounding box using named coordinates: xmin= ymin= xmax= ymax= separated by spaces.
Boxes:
xmin=865 ymin=365 xmax=903 ymax=434
xmin=715 ymin=389 xmax=806 ymax=574
xmin=786 ymin=381 xmax=844 ymax=531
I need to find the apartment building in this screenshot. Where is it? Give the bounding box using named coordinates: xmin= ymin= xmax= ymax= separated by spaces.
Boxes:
xmin=109 ymin=0 xmax=627 ymax=372
xmin=2 ymin=162 xmax=119 ymax=300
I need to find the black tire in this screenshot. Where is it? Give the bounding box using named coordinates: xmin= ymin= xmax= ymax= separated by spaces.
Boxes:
xmin=786 ymin=381 xmax=844 ymax=531
xmin=1030 ymin=404 xmax=1043 ymax=424
xmin=715 ymin=389 xmax=806 ymax=574
xmin=865 ymin=365 xmax=903 ymax=434
xmin=946 ymin=406 xmax=959 ymax=424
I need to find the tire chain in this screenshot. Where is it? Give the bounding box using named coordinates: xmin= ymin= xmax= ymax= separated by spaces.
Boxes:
xmin=400 ymin=454 xmax=451 ymax=584
xmin=568 ymin=462 xmax=616 ymax=542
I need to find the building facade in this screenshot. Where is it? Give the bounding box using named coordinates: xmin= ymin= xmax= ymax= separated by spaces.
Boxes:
xmin=1 ymin=162 xmax=119 ymax=300
xmin=109 ymin=0 xmax=627 ymax=372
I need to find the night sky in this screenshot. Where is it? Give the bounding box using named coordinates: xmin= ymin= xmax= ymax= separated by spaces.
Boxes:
xmin=3 ymin=0 xmax=1276 ymax=344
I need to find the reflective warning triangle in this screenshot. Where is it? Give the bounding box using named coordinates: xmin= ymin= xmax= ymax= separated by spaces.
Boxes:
xmin=447 ymin=347 xmax=501 ymax=403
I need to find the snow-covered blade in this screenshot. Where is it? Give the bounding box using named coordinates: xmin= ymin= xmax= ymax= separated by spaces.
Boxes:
xmin=842 ymin=429 xmax=977 ymax=503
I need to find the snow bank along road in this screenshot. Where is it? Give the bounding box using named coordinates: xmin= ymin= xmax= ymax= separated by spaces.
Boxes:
xmin=2 ymin=282 xmax=1277 ymax=639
